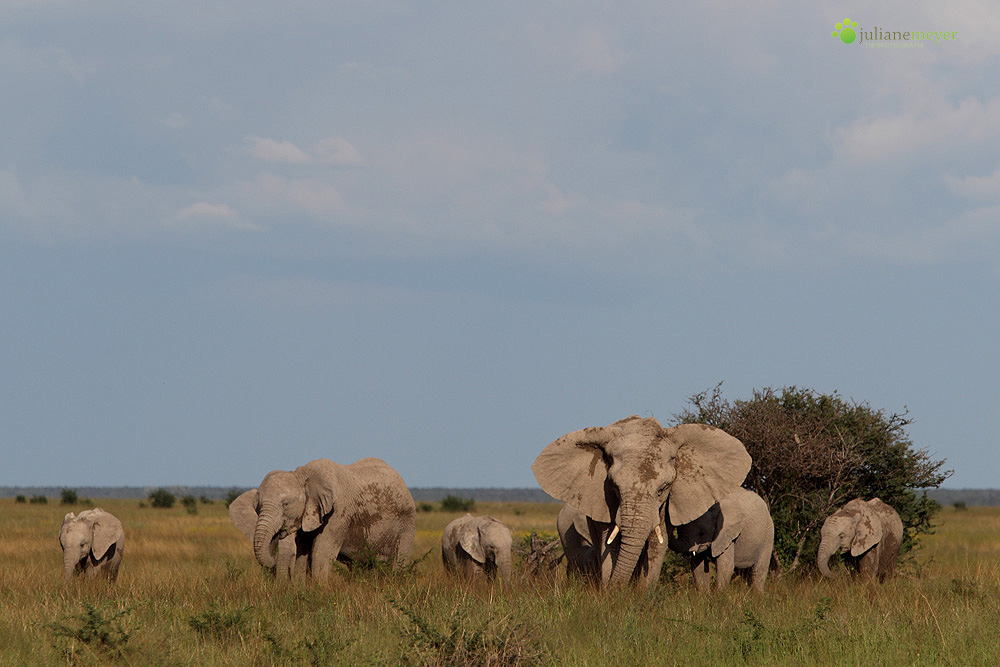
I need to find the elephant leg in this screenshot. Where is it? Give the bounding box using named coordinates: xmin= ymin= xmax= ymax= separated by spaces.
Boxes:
xmin=751 ymin=547 xmax=771 ymax=592
xmin=714 ymin=548 xmax=735 ymax=591
xmin=857 ymin=549 xmax=879 ymax=581
xmin=637 ymin=534 xmax=668 ymax=588
xmin=309 ymin=527 xmax=344 ymax=583
xmin=691 ymin=556 xmax=711 ymax=592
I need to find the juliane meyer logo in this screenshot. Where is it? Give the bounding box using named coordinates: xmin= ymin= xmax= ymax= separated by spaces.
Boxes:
xmin=832 ymin=18 xmax=957 ymax=47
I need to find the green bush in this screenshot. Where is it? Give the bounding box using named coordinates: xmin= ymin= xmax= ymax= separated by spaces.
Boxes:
xmin=675 ymin=384 xmax=951 ymax=572
xmin=147 ymin=488 xmax=176 ymax=509
xmin=29 ymin=495 xmax=47 ymax=504
xmin=60 ymin=488 xmax=78 ymax=505
xmin=14 ymin=495 xmax=26 ymax=504
xmin=440 ymin=495 xmax=475 ymax=512
xmin=416 ymin=502 xmax=435 ymax=513
xmin=181 ymin=495 xmax=198 ymax=515
xmin=224 ymin=488 xmax=244 ymax=508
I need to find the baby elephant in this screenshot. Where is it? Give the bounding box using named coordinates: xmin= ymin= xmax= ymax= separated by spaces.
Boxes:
xmin=818 ymin=498 xmax=902 ymax=581
xmin=441 ymin=514 xmax=513 ymax=581
xmin=668 ymin=488 xmax=774 ymax=592
xmin=59 ymin=508 xmax=125 ymax=582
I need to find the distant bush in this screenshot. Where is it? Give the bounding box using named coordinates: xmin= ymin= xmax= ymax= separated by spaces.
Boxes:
xmin=148 ymin=488 xmax=176 ymax=508
xmin=416 ymin=502 xmax=435 ymax=513
xmin=954 ymin=501 xmax=968 ymax=511
xmin=29 ymin=495 xmax=48 ymax=504
xmin=199 ymin=495 xmax=213 ymax=504
xmin=60 ymin=489 xmax=78 ymax=505
xmin=181 ymin=495 xmax=198 ymax=515
xmin=224 ymin=488 xmax=244 ymax=509
xmin=440 ymin=495 xmax=475 ymax=512
xmin=15 ymin=495 xmax=26 ymax=504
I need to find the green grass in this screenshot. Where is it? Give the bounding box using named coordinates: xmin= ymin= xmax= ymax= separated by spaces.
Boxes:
xmin=2 ymin=500 xmax=999 ymax=665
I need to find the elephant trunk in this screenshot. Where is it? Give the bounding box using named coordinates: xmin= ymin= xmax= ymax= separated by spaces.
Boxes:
xmin=817 ymin=537 xmax=835 ymax=578
xmin=62 ymin=548 xmax=83 ymax=580
xmin=253 ymin=503 xmax=282 ymax=569
xmin=608 ymin=503 xmax=657 ymax=586
xmin=497 ymin=551 xmax=513 ymax=583
xmin=274 ymin=534 xmax=296 ymax=579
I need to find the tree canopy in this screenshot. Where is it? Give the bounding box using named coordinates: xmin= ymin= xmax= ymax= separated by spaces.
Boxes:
xmin=674 ymin=384 xmax=951 ymax=573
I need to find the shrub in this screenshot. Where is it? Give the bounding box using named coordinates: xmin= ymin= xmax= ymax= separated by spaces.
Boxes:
xmin=60 ymin=488 xmax=78 ymax=505
xmin=416 ymin=502 xmax=435 ymax=513
xmin=440 ymin=495 xmax=475 ymax=512
xmin=199 ymin=495 xmax=213 ymax=504
xmin=181 ymin=495 xmax=198 ymax=514
xmin=147 ymin=488 xmax=176 ymax=508
xmin=675 ymin=384 xmax=951 ymax=572
xmin=15 ymin=495 xmax=26 ymax=504
xmin=29 ymin=495 xmax=47 ymax=504
xmin=188 ymin=604 xmax=250 ymax=639
xmin=224 ymin=488 xmax=244 ymax=508
xmin=45 ymin=602 xmax=131 ymax=661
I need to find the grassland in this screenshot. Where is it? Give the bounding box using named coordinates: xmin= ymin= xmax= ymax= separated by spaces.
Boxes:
xmin=1 ymin=499 xmax=998 ymax=665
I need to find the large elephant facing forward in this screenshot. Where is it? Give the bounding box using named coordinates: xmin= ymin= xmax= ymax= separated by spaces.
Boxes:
xmin=668 ymin=487 xmax=774 ymax=592
xmin=818 ymin=498 xmax=902 ymax=582
xmin=59 ymin=508 xmax=124 ymax=582
xmin=533 ymin=416 xmax=751 ymax=588
xmin=230 ymin=457 xmax=416 ymax=581
xmin=441 ymin=514 xmax=513 ymax=582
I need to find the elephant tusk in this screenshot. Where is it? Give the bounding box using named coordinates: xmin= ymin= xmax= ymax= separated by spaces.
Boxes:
xmin=607 ymin=524 xmax=620 ymax=545
xmin=654 ymin=525 xmax=664 ymax=545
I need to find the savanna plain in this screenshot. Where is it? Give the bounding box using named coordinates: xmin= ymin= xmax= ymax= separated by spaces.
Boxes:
xmin=1 ymin=499 xmax=997 ymax=666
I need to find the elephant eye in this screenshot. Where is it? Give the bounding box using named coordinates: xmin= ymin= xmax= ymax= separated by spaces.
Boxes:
xmin=657 ymin=483 xmax=669 ymax=496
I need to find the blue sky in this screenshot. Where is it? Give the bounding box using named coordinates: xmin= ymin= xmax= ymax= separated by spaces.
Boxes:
xmin=2 ymin=2 xmax=998 ymax=489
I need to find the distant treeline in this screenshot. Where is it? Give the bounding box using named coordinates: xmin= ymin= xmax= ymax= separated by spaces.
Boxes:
xmin=0 ymin=486 xmax=558 ymax=503
xmin=3 ymin=486 xmax=990 ymax=505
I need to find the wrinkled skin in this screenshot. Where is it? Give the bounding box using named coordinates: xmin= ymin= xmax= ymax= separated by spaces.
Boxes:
xmin=668 ymin=488 xmax=774 ymax=592
xmin=441 ymin=514 xmax=513 ymax=582
xmin=230 ymin=457 xmax=416 ymax=582
xmin=818 ymin=498 xmax=903 ymax=582
xmin=59 ymin=509 xmax=124 ymax=582
xmin=533 ymin=416 xmax=751 ymax=588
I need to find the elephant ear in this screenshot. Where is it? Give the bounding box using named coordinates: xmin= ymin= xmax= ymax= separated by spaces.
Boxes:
xmin=665 ymin=424 xmax=752 ymax=526
xmin=228 ymin=489 xmax=259 ymax=542
xmin=532 ymin=424 xmax=617 ymax=523
xmin=59 ymin=513 xmax=75 ymax=547
xmin=850 ymin=504 xmax=883 ymax=556
xmin=458 ymin=525 xmax=487 ymax=564
xmin=300 ymin=460 xmax=338 ymax=533
xmin=711 ymin=505 xmax=744 ymax=559
xmin=91 ymin=512 xmax=121 ymax=560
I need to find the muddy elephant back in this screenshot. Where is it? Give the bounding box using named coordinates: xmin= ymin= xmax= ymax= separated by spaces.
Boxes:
xmin=346 ymin=457 xmax=416 ymax=566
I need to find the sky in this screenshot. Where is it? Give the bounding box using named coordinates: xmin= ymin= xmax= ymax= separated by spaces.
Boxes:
xmin=1 ymin=2 xmax=998 ymax=489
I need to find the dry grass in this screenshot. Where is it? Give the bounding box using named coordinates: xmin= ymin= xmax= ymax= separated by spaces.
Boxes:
xmin=2 ymin=500 xmax=999 ymax=665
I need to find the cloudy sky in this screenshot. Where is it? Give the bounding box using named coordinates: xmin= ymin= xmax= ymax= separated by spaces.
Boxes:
xmin=2 ymin=2 xmax=998 ymax=489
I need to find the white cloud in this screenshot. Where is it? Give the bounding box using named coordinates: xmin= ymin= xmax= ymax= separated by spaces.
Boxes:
xmin=242 ymin=172 xmax=346 ymax=218
xmin=174 ymin=202 xmax=260 ymax=231
xmin=945 ymin=168 xmax=1000 ymax=201
xmin=246 ymin=136 xmax=312 ymax=164
xmin=833 ymin=97 xmax=1000 ymax=163
xmin=844 ymin=205 xmax=1000 ymax=262
xmin=245 ymin=136 xmax=362 ymax=166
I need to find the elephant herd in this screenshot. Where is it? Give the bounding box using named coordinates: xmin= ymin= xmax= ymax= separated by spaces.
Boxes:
xmin=57 ymin=415 xmax=904 ymax=590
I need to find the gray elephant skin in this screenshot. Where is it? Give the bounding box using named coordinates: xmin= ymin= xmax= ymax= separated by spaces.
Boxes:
xmin=668 ymin=487 xmax=774 ymax=592
xmin=229 ymin=457 xmax=416 ymax=581
xmin=441 ymin=514 xmax=513 ymax=581
xmin=557 ymin=503 xmax=601 ymax=581
xmin=59 ymin=508 xmax=124 ymax=582
xmin=818 ymin=498 xmax=903 ymax=581
xmin=534 ymin=416 xmax=751 ymax=588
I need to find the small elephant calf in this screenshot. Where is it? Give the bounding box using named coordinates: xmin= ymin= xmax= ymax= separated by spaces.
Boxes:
xmin=441 ymin=514 xmax=513 ymax=581
xmin=818 ymin=498 xmax=902 ymax=581
xmin=59 ymin=508 xmax=125 ymax=582
xmin=668 ymin=488 xmax=774 ymax=592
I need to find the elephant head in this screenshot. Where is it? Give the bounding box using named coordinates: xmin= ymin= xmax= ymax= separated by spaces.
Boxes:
xmin=58 ymin=509 xmax=122 ymax=581
xmin=817 ymin=498 xmax=883 ymax=577
xmin=251 ymin=462 xmax=336 ymax=574
xmin=449 ymin=515 xmax=513 ymax=581
xmin=533 ymin=416 xmax=751 ymax=586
